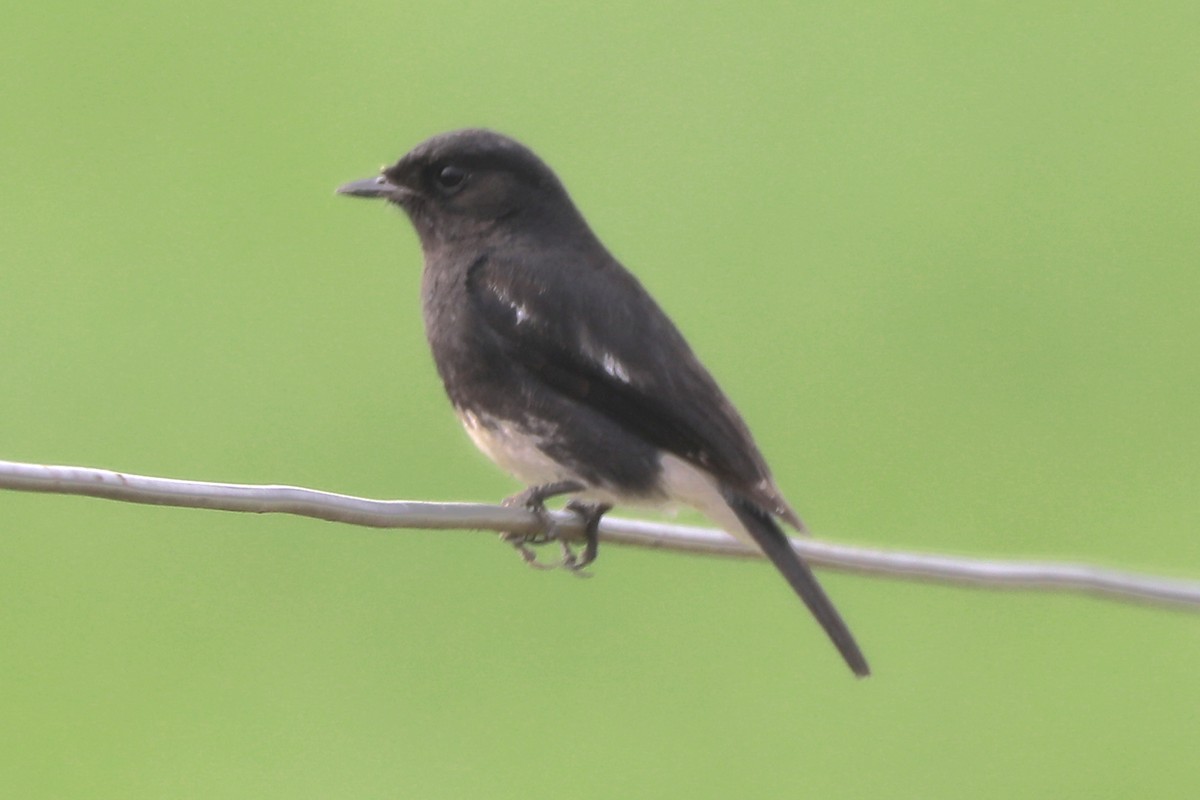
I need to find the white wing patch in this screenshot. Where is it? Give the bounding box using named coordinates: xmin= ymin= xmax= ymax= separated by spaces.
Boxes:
xmin=601 ymin=351 xmax=631 ymax=383
xmin=489 ymin=282 xmax=535 ymax=326
xmin=578 ymin=329 xmax=634 ymax=385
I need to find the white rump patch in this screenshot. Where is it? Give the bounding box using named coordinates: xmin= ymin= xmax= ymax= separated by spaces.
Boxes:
xmin=655 ymin=454 xmax=751 ymax=544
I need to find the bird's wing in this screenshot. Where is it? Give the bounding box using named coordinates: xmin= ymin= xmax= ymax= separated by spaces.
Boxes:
xmin=465 ymin=250 xmax=802 ymax=527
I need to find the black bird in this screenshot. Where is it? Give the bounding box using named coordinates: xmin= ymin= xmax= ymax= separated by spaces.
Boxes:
xmin=338 ymin=129 xmax=869 ymax=677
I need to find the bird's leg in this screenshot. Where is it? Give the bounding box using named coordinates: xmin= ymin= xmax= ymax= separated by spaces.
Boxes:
xmin=500 ymin=480 xmax=585 ymax=569
xmin=560 ymin=500 xmax=612 ymax=574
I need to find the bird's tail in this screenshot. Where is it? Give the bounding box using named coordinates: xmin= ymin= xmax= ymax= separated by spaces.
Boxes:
xmin=724 ymin=491 xmax=870 ymax=677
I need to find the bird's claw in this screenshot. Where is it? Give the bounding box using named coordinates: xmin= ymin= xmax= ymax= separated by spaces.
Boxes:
xmin=501 ymin=530 xmax=560 ymax=570
xmin=562 ymin=499 xmax=611 ymax=575
xmin=499 ymin=483 xmax=609 ymax=575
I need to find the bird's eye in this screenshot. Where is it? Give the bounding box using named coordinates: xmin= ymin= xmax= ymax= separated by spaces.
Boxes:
xmin=433 ymin=164 xmax=468 ymax=194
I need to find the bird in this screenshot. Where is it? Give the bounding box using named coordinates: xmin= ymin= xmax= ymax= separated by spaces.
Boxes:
xmin=337 ymin=129 xmax=869 ymax=677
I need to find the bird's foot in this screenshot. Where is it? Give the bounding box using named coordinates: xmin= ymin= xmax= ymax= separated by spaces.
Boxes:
xmin=559 ymin=500 xmax=612 ymax=575
xmin=500 ymin=481 xmax=585 ymax=570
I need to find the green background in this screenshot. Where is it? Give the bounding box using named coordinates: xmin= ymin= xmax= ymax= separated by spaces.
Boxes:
xmin=3 ymin=2 xmax=1198 ymax=797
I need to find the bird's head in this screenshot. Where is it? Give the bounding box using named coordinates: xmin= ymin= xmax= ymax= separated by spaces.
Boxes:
xmin=338 ymin=128 xmax=581 ymax=249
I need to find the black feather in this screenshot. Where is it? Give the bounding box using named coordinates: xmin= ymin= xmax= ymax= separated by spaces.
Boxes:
xmin=466 ymin=250 xmax=796 ymax=519
xmin=724 ymin=491 xmax=870 ymax=676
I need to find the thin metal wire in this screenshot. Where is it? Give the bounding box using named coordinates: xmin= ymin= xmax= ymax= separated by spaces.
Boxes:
xmin=3 ymin=458 xmax=1198 ymax=610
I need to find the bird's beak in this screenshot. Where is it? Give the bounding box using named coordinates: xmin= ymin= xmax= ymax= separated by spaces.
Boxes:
xmin=336 ymin=175 xmax=404 ymax=199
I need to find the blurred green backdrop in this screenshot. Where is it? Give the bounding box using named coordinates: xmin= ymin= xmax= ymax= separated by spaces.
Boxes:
xmin=2 ymin=2 xmax=1198 ymax=798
